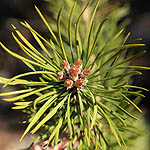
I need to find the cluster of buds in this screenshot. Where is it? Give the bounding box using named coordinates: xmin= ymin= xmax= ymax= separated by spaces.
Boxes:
xmin=57 ymin=58 xmax=90 ymax=90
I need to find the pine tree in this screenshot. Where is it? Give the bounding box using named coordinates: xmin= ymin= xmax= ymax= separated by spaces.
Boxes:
xmin=0 ymin=0 xmax=149 ymax=149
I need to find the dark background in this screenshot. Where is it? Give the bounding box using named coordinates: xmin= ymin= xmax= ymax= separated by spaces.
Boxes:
xmin=0 ymin=0 xmax=149 ymax=149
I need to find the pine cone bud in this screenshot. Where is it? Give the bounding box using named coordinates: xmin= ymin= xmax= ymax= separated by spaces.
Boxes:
xmin=83 ymin=68 xmax=90 ymax=76
xmin=74 ymin=79 xmax=84 ymax=87
xmin=62 ymin=60 xmax=70 ymax=72
xmin=57 ymin=72 xmax=66 ymax=80
xmin=79 ymin=73 xmax=85 ymax=79
xmin=75 ymin=58 xmax=82 ymax=69
xmin=64 ymin=79 xmax=73 ymax=88
xmin=69 ymin=65 xmax=80 ymax=81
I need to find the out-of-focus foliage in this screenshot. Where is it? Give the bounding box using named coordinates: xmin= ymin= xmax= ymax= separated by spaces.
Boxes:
xmin=47 ymin=0 xmax=130 ymax=50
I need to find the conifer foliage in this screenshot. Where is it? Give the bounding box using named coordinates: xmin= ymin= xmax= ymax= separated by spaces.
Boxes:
xmin=0 ymin=0 xmax=149 ymax=149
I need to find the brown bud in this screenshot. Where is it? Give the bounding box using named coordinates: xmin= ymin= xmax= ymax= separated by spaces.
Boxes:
xmin=83 ymin=68 xmax=90 ymax=76
xmin=79 ymin=73 xmax=85 ymax=79
xmin=75 ymin=58 xmax=82 ymax=69
xmin=69 ymin=65 xmax=80 ymax=81
xmin=74 ymin=79 xmax=84 ymax=87
xmin=57 ymin=72 xmax=66 ymax=80
xmin=62 ymin=60 xmax=70 ymax=72
xmin=64 ymin=79 xmax=73 ymax=88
